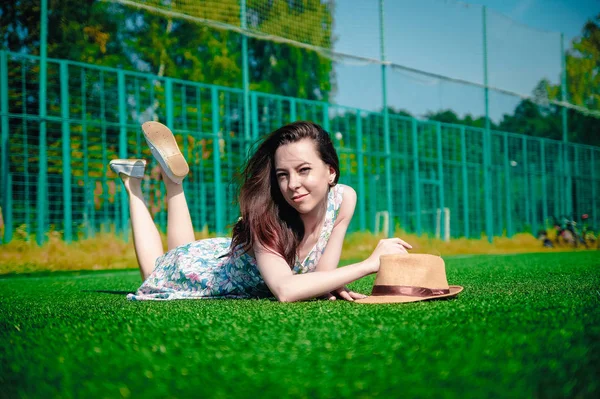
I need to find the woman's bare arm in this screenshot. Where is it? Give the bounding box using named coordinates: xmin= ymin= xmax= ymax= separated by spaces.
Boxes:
xmin=253 ymin=184 xmax=411 ymax=302
xmin=254 ymin=246 xmax=376 ymax=302
xmin=314 ymin=184 xmax=357 ymax=273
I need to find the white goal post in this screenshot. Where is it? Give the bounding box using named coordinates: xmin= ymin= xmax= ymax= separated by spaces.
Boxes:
xmin=375 ymin=208 xmax=450 ymax=242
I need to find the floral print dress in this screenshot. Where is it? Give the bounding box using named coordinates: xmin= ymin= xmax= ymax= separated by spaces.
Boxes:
xmin=127 ymin=185 xmax=344 ymax=301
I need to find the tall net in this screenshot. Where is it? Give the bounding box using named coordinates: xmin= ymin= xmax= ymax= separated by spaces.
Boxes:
xmin=111 ymin=0 xmax=333 ymax=50
xmin=1 ymin=0 xmax=598 ymax=244
xmin=104 ymin=0 xmax=600 ymax=120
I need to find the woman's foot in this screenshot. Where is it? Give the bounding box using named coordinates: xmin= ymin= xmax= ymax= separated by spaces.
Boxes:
xmin=141 ymin=121 xmax=189 ymax=184
xmin=109 ymin=159 xmax=146 ymax=195
xmin=109 ymin=159 xmax=147 ymax=179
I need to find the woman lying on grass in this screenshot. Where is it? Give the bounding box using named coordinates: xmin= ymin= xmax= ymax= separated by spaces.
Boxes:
xmin=110 ymin=121 xmax=412 ymax=302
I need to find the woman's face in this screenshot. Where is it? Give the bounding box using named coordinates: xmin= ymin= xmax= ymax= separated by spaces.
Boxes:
xmin=274 ymin=138 xmax=336 ymax=215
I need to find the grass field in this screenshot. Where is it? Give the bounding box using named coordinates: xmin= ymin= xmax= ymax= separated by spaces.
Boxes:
xmin=2 ymin=229 xmax=592 ymax=275
xmin=1 ymin=252 xmax=599 ymax=398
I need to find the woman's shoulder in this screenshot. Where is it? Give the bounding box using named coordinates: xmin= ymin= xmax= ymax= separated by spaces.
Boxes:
xmin=336 ymin=183 xmax=355 ymax=197
xmin=335 ymin=184 xmax=356 ymax=205
xmin=332 ymin=184 xmax=356 ymax=223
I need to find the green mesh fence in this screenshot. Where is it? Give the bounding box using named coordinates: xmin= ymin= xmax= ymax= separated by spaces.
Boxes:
xmin=1 ymin=0 xmax=599 ymax=245
xmin=1 ymin=51 xmax=599 ymax=244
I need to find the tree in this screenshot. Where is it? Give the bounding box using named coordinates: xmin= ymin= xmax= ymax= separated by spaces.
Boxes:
xmin=426 ymin=109 xmax=497 ymax=130
xmin=497 ymin=99 xmax=560 ymax=139
xmin=560 ymin=15 xmax=600 ymax=146
xmin=454 ymin=14 xmax=600 ymax=146
xmin=387 ymin=107 xmax=413 ymax=118
xmin=247 ymin=0 xmax=334 ymax=101
xmin=0 ymin=0 xmax=129 ymax=65
xmin=0 ymin=0 xmax=335 ymax=99
xmin=544 ymin=14 xmax=599 ymax=145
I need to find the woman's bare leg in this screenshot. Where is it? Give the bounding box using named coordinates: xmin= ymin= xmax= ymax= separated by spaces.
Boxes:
xmin=122 ymin=175 xmax=164 ymax=281
xmin=162 ymin=170 xmax=195 ymax=250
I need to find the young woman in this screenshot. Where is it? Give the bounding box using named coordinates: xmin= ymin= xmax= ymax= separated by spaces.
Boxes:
xmin=110 ymin=121 xmax=412 ymax=302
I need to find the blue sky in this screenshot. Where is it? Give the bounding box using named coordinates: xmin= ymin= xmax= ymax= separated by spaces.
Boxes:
xmin=331 ymin=0 xmax=600 ymax=122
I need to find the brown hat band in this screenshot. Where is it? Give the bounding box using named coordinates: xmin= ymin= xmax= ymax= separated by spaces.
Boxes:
xmin=372 ymin=285 xmax=451 ymax=297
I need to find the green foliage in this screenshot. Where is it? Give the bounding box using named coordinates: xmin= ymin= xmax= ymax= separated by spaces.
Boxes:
xmin=426 ymin=109 xmax=496 ymax=129
xmin=421 ymin=15 xmax=600 ymax=146
xmin=511 ymin=14 xmax=600 ymax=145
xmin=563 ymin=16 xmax=600 ymax=110
xmin=1 ymin=252 xmax=598 ymax=398
xmin=3 ymin=1 xmax=597 ymax=143
xmin=497 ymin=98 xmax=561 ymax=139
xmin=0 ymin=0 xmax=334 ymax=99
xmin=249 ymin=39 xmax=333 ymax=100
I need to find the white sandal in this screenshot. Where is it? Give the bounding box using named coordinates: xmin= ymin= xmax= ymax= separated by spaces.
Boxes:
xmin=109 ymin=159 xmax=147 ymax=178
xmin=141 ymin=121 xmax=189 ymax=184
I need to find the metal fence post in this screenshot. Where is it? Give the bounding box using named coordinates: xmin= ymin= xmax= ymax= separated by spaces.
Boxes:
xmin=592 ymin=150 xmax=597 ymax=228
xmin=356 ymin=110 xmax=366 ymax=231
xmin=251 ymin=92 xmax=259 ymax=141
xmin=0 ymin=50 xmax=10 ymax=244
xmin=37 ymin=0 xmax=49 ymax=245
xmin=436 ymin=122 xmax=445 ymax=238
xmin=60 ymin=61 xmax=72 ymax=242
xmin=290 ymin=98 xmax=297 ymax=122
xmin=241 ymin=0 xmax=251 ymax=157
xmin=4 ymin=173 xmax=12 ymax=243
xmin=100 ymin=71 xmax=109 ymax=232
xmin=522 ymin=137 xmax=531 ymax=229
xmin=460 ymin=126 xmax=469 ymax=238
xmin=503 ymin=132 xmax=512 ymax=237
xmin=155 ymin=77 xmax=174 ymax=232
xmin=165 ymin=78 xmax=174 ymax=128
xmin=573 ymin=146 xmax=580 ymax=217
xmin=411 ymin=119 xmax=421 ymax=236
xmin=80 ymin=69 xmax=93 ymax=238
xmin=322 ymin=103 xmax=330 ymax=132
xmin=560 ymin=33 xmax=572 ymax=218
xmin=118 ymin=70 xmax=128 ymax=240
xmin=540 ymin=138 xmax=548 ymax=226
xmin=379 ymin=0 xmax=393 ymax=237
xmin=211 ymin=87 xmax=224 ymax=234
xmin=482 ymin=6 xmax=493 ymax=242
xmin=195 ymin=87 xmax=207 ymax=230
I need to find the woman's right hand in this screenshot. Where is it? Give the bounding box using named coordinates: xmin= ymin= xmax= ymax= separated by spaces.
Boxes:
xmin=366 ymin=238 xmax=413 ymax=273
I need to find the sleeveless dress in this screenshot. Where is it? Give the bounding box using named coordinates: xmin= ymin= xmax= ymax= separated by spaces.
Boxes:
xmin=127 ymin=185 xmax=344 ymax=301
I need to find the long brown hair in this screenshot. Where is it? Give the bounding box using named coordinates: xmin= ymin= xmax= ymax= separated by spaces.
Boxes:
xmin=230 ymin=121 xmax=340 ymax=266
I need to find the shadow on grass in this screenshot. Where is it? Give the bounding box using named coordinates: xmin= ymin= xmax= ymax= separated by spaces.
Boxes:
xmin=0 ymin=268 xmax=137 ymax=279
xmin=82 ymin=290 xmax=135 ymax=295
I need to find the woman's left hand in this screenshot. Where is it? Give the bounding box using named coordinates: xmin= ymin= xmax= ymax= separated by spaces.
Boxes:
xmin=321 ymin=286 xmax=367 ymax=301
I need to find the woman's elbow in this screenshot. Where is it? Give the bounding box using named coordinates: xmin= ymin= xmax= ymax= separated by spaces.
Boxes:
xmin=272 ymin=284 xmax=297 ymax=303
xmin=273 ymin=289 xmax=294 ymax=303
xmin=277 ymin=295 xmax=294 ymax=303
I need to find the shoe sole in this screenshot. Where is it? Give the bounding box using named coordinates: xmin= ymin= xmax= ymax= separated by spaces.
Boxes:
xmin=141 ymin=121 xmax=189 ymax=184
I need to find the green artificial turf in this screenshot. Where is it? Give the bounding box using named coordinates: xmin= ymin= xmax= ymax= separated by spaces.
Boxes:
xmin=1 ymin=252 xmax=599 ymax=398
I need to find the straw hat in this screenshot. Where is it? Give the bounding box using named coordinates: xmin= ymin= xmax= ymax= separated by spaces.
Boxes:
xmin=355 ymin=254 xmax=463 ymax=304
